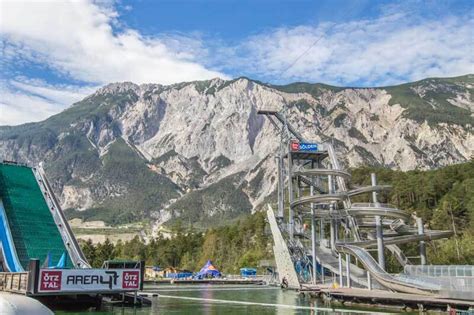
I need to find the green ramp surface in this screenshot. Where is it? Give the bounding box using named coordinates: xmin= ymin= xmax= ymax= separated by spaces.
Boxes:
xmin=0 ymin=163 xmax=72 ymax=270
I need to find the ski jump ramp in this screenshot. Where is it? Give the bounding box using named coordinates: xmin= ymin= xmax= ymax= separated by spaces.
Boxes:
xmin=0 ymin=161 xmax=89 ymax=272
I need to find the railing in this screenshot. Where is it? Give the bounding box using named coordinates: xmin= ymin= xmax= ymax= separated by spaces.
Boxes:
xmin=224 ymin=274 xmax=272 ymax=281
xmin=404 ymin=265 xmax=474 ymax=277
xmin=33 ymin=166 xmax=90 ymax=268
xmin=0 ymin=272 xmax=29 ymax=293
xmin=351 ymin=202 xmax=397 ymax=209
xmin=404 ymin=265 xmax=474 ymax=296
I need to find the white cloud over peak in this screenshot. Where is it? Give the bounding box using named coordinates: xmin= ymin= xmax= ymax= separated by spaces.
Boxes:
xmin=229 ymin=13 xmax=474 ymax=86
xmin=0 ymin=0 xmax=223 ymax=85
xmin=0 ymin=79 xmax=97 ymax=125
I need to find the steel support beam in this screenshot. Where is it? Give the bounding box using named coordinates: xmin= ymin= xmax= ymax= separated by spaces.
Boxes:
xmin=277 ymin=156 xmax=284 ymax=218
xmin=311 ymin=208 xmax=317 ymax=284
xmin=371 ymin=173 xmax=378 ymax=204
xmin=417 ymin=217 xmax=427 ymax=265
xmin=310 ymin=165 xmax=318 ymax=285
xmin=287 ymin=147 xmax=294 ymax=241
xmin=321 ymin=263 xmax=325 ymax=284
xmin=320 ymin=220 xmax=324 ymax=241
xmin=372 ymin=173 xmax=386 ymax=270
xmin=367 ymin=272 xmax=372 ymax=290
xmin=328 ymin=174 xmax=336 ymax=251
xmin=375 ymin=215 xmax=385 ymax=270
xmin=345 ymin=254 xmax=351 ymax=288
xmin=338 ymin=253 xmax=343 ymax=287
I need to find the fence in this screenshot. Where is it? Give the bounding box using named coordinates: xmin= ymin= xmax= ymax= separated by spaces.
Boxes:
xmin=404 ymin=265 xmax=474 ymax=278
xmin=404 ymin=265 xmax=474 ymax=300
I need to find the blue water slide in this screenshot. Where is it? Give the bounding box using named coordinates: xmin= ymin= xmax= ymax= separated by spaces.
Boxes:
xmin=0 ymin=199 xmax=24 ymax=272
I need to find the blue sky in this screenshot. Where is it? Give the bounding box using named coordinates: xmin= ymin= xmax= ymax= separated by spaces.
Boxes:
xmin=1 ymin=0 xmax=473 ymax=125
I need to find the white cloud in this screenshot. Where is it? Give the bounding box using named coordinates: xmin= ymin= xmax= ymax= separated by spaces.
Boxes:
xmin=0 ymin=80 xmax=96 ymax=125
xmin=0 ymin=0 xmax=224 ymax=85
xmin=10 ymin=79 xmax=97 ymax=106
xmin=230 ymin=13 xmax=474 ymax=86
xmin=0 ymin=0 xmax=226 ymax=125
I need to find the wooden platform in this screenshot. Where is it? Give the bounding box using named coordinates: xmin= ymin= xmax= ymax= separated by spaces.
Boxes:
xmin=302 ymin=286 xmax=474 ymax=311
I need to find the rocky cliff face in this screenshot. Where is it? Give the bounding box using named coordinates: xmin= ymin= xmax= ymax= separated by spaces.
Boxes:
xmin=0 ymin=75 xmax=472 ymax=227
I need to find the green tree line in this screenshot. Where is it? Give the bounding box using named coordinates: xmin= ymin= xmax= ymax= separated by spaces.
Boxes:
xmin=79 ymin=211 xmax=271 ymax=273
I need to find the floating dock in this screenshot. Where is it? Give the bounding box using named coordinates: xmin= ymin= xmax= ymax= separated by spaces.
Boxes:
xmin=301 ymin=287 xmax=474 ymax=311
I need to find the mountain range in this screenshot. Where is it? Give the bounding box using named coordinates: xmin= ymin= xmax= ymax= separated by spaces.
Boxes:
xmin=0 ymin=75 xmax=472 ymax=228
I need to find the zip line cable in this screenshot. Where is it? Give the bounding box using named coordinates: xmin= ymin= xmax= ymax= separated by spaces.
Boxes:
xmin=278 ymin=1 xmax=360 ymax=79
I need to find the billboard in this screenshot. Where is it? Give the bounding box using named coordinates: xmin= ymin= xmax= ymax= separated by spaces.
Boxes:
xmin=290 ymin=141 xmax=318 ymax=152
xmin=38 ymin=269 xmax=141 ymax=293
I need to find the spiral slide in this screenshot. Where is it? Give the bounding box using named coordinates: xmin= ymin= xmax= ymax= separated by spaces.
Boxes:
xmin=290 ymin=163 xmax=452 ymax=294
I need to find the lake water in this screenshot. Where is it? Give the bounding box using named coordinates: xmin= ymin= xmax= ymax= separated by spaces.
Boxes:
xmin=56 ymin=284 xmax=406 ymax=314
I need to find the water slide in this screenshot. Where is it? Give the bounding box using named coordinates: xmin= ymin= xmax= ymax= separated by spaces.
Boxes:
xmin=292 ymin=165 xmax=438 ymax=267
xmin=337 ymin=244 xmax=441 ymax=295
xmin=342 ymin=230 xmax=453 ymax=248
xmin=0 ymin=162 xmax=89 ymax=270
xmin=289 ymin=160 xmax=452 ymax=293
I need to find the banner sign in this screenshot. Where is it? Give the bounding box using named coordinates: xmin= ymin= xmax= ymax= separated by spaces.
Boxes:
xmin=290 ymin=141 xmax=318 ymax=152
xmin=38 ymin=269 xmax=141 ymax=293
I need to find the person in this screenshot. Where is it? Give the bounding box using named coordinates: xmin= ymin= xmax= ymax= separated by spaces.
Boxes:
xmin=281 ymin=277 xmax=288 ymax=288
